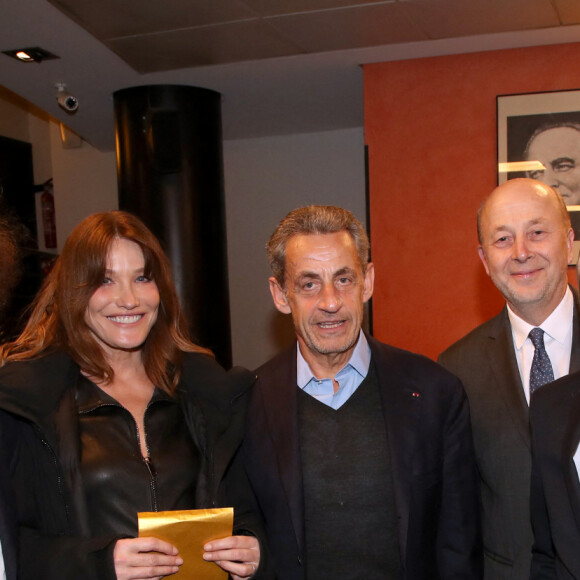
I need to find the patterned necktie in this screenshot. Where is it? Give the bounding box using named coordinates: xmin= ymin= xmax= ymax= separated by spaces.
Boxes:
xmin=529 ymin=327 xmax=554 ymax=395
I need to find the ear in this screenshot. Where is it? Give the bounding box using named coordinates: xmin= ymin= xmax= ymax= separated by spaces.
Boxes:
xmin=269 ymin=277 xmax=292 ymax=314
xmin=566 ymin=227 xmax=575 ymax=265
xmin=362 ymin=262 xmax=375 ymax=303
xmin=478 ymin=246 xmax=491 ymax=276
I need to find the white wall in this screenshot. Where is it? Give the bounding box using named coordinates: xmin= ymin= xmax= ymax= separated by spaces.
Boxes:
xmin=28 ymin=113 xmax=52 ymax=184
xmin=46 ymin=127 xmax=368 ymax=370
xmin=48 ymin=122 xmax=117 ymax=252
xmin=224 ymin=128 xmax=366 ymax=369
xmin=0 ymin=99 xmax=365 ymax=369
xmin=0 ymin=97 xmax=117 ymax=254
xmin=48 ymin=126 xmax=366 ymax=369
xmin=0 ymin=94 xmax=31 ymax=142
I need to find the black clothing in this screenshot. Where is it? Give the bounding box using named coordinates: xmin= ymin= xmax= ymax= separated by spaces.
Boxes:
xmin=243 ymin=335 xmax=482 ymax=580
xmin=0 ymin=350 xmax=265 ymax=580
xmin=0 ymin=414 xmax=18 ymax=580
xmin=529 ymin=369 xmax=580 ymax=579
xmin=298 ymin=363 xmax=401 ymax=579
xmin=77 ymin=375 xmax=200 ymax=538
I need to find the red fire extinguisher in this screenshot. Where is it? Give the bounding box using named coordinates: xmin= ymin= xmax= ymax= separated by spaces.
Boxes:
xmin=41 ymin=178 xmax=57 ymax=249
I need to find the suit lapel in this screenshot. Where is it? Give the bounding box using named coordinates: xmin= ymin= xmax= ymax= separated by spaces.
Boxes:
xmin=257 ymin=346 xmax=305 ymax=552
xmin=368 ymin=336 xmax=419 ymax=566
xmin=561 ymin=386 xmax=580 ymax=534
xmin=487 ymin=309 xmax=531 ymax=450
xmin=568 ymin=288 xmax=580 ymax=374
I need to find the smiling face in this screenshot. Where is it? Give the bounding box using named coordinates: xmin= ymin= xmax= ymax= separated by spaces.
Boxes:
xmin=269 ymin=231 xmax=374 ymax=376
xmin=478 ymin=180 xmax=574 ymax=326
xmin=85 ymin=237 xmax=160 ymax=362
xmin=526 ymin=126 xmax=580 ymax=205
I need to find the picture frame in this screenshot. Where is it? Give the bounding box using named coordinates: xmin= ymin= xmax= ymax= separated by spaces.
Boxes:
xmin=497 ymin=89 xmax=580 ymax=265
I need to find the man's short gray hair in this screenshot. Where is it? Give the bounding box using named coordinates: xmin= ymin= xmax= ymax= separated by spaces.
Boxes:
xmin=267 ymin=205 xmax=370 ymax=286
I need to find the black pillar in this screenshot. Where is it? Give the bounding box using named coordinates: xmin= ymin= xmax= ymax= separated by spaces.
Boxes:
xmin=114 ymin=85 xmax=231 ymax=368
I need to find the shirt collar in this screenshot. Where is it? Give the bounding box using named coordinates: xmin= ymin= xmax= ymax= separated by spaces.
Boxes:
xmin=296 ymin=330 xmax=371 ymax=388
xmin=75 ymin=373 xmax=173 ymax=413
xmin=507 ymin=286 xmax=574 ymax=350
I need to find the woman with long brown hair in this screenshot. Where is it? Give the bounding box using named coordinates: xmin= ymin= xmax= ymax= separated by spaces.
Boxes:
xmin=0 ymin=211 xmax=264 ymax=580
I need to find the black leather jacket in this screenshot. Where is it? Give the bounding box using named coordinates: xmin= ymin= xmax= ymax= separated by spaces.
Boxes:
xmin=76 ymin=374 xmax=202 ymax=537
xmin=0 ymin=350 xmax=263 ymax=580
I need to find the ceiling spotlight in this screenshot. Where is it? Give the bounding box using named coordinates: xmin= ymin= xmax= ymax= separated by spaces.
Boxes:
xmin=16 ymin=51 xmax=35 ymax=62
xmin=2 ymin=47 xmax=59 ymax=63
xmin=56 ymin=83 xmax=79 ymax=113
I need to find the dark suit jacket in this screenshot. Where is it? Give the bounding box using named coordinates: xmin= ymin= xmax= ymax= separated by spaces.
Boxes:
xmin=438 ymin=298 xmax=580 ymax=580
xmin=243 ymin=335 xmax=482 ymax=580
xmin=530 ymin=370 xmax=580 ymax=579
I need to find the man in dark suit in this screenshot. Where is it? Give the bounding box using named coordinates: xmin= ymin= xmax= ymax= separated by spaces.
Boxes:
xmin=439 ymin=178 xmax=577 ymax=580
xmin=242 ymin=205 xmax=481 ymax=579
xmin=529 ymin=368 xmax=580 ymax=579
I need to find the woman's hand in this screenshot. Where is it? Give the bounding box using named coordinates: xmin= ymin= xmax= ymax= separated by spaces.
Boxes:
xmin=203 ymin=535 xmax=260 ymax=580
xmin=114 ymin=537 xmax=183 ymax=580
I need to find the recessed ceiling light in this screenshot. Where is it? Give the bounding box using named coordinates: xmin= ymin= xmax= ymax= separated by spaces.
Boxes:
xmin=2 ymin=47 xmax=59 ymax=63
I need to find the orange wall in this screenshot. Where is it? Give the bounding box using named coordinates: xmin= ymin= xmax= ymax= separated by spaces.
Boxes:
xmin=364 ymin=43 xmax=580 ymax=360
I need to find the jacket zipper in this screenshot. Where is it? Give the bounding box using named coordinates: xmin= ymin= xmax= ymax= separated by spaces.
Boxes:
xmin=136 ymin=415 xmax=158 ymax=512
xmin=79 ymin=401 xmax=159 ymax=512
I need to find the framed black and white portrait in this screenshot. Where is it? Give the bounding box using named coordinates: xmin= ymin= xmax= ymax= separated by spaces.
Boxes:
xmin=497 ymin=89 xmax=580 ymax=264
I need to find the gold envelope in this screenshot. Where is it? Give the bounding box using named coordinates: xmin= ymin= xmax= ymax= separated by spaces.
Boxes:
xmin=138 ymin=507 xmax=234 ymax=580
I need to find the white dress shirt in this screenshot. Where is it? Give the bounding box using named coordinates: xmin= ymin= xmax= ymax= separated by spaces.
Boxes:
xmin=0 ymin=541 xmax=4 ymax=580
xmin=573 ymin=445 xmax=580 ymax=483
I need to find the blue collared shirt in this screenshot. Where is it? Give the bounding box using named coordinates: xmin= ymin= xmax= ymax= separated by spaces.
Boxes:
xmin=297 ymin=331 xmax=371 ymax=410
